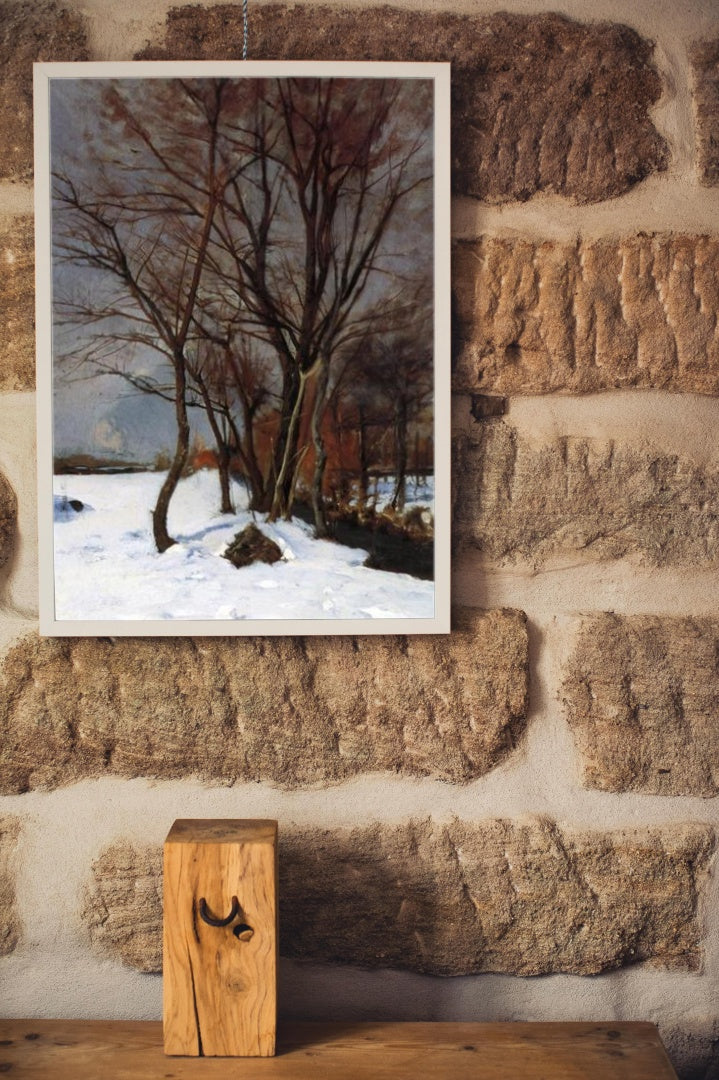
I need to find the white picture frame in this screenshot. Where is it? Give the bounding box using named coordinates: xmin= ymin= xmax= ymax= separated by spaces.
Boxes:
xmin=34 ymin=60 xmax=451 ymax=636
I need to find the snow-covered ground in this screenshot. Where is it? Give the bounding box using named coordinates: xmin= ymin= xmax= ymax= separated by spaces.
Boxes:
xmin=351 ymin=475 xmax=434 ymax=515
xmin=52 ymin=470 xmax=434 ymax=623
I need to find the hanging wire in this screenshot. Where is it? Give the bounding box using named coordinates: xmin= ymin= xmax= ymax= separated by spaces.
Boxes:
xmin=243 ymin=0 xmax=248 ymax=59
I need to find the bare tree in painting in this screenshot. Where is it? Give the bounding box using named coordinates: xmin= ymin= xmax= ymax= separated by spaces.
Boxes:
xmin=371 ymin=329 xmax=433 ymax=512
xmin=326 ymin=317 xmax=431 ymax=516
xmin=208 ymin=77 xmax=433 ymax=523
xmin=53 ymin=79 xmax=249 ymax=550
xmin=329 ymin=350 xmax=390 ymax=510
xmin=188 ymin=334 xmax=276 ymax=513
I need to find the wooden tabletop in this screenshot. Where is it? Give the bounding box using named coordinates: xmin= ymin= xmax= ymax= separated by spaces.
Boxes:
xmin=0 ymin=1019 xmax=678 ymax=1078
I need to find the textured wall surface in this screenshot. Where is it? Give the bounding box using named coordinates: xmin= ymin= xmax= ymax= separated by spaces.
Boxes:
xmin=2 ymin=1 xmax=719 ymax=1078
xmin=453 ymin=236 xmax=719 ymax=395
xmin=0 ymin=216 xmax=34 ymax=393
xmin=85 ymin=821 xmax=714 ymax=976
xmin=0 ymin=1 xmax=88 ymax=180
xmin=139 ymin=5 xmax=669 ymax=204
xmin=0 ymin=611 xmax=528 ymax=792
xmin=564 ymin=615 xmax=719 ymax=796
xmin=0 ymin=466 xmax=16 ymax=572
xmin=0 ymin=817 xmax=19 ymax=956
xmin=454 ymin=423 xmax=719 ymax=567
xmin=691 ymin=38 xmax=719 ymax=187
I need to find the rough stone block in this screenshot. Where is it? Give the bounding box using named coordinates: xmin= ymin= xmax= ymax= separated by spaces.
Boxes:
xmin=453 ymin=236 xmax=719 ymax=395
xmin=0 ymin=2 xmax=88 ymax=181
xmin=0 ymin=609 xmax=528 ymax=794
xmin=0 ymin=216 xmax=35 ymax=391
xmin=84 ymin=818 xmax=714 ymax=976
xmin=82 ymin=841 xmax=160 ymax=973
xmin=138 ymin=6 xmax=668 ymax=204
xmin=0 ymin=468 xmax=16 ymax=573
xmin=453 ymin=423 xmax=719 ymax=568
xmin=691 ymin=39 xmax=719 ymax=186
xmin=0 ymin=817 xmax=20 ymax=956
xmin=564 ymin=614 xmax=719 ymax=796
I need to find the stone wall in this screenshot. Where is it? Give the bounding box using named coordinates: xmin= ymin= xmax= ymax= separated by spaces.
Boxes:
xmin=1 ymin=1 xmax=719 ymax=1077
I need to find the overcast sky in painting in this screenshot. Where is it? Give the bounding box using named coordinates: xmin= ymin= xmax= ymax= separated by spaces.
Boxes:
xmin=49 ymin=75 xmax=435 ymax=465
xmin=51 ymin=82 xmax=178 ymax=461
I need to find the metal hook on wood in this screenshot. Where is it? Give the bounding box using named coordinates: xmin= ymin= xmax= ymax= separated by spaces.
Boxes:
xmin=198 ymin=895 xmax=240 ymax=927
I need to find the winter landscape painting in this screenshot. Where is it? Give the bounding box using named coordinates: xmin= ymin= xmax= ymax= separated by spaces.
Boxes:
xmin=35 ymin=61 xmax=450 ymax=635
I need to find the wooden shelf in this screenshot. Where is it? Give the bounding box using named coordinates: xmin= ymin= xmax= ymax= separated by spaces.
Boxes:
xmin=0 ymin=1019 xmax=678 ymax=1078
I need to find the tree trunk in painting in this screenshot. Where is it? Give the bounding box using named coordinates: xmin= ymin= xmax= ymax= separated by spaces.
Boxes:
xmin=152 ymin=358 xmax=191 ymax=553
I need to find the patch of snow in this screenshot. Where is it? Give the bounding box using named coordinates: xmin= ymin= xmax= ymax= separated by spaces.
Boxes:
xmin=52 ymin=470 xmax=434 ymax=623
xmin=346 ymin=476 xmax=434 ymax=515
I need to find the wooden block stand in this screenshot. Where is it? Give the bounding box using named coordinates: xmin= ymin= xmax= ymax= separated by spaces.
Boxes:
xmin=163 ymin=818 xmax=278 ymax=1057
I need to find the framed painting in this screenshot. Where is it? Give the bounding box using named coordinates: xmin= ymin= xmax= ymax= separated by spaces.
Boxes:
xmin=34 ymin=60 xmax=450 ymax=635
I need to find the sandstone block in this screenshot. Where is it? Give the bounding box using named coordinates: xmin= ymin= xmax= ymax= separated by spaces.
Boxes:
xmin=0 ymin=609 xmax=528 ymax=794
xmin=691 ymin=39 xmax=719 ymax=186
xmin=0 ymin=2 xmax=88 ymax=181
xmin=0 ymin=468 xmax=16 ymax=573
xmin=84 ymin=818 xmax=714 ymax=976
xmin=0 ymin=817 xmax=20 ymax=956
xmin=564 ymin=615 xmax=719 ymax=796
xmin=453 ymin=423 xmax=719 ymax=568
xmin=139 ymin=6 xmax=668 ymax=204
xmin=82 ymin=841 xmax=161 ymax=973
xmin=0 ymin=216 xmax=35 ymax=391
xmin=453 ymin=236 xmax=719 ymax=395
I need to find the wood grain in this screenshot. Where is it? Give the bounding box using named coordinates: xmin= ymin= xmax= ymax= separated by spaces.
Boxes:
xmin=0 ymin=1020 xmax=679 ymax=1078
xmin=163 ymin=818 xmax=277 ymax=1056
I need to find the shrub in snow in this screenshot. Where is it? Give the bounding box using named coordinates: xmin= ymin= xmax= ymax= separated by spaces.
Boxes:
xmin=223 ymin=523 xmax=283 ymax=569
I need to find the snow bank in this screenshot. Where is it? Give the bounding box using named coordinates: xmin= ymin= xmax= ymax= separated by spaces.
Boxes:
xmin=52 ymin=470 xmax=434 ymax=622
